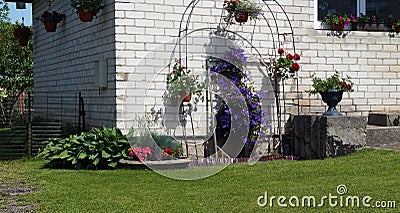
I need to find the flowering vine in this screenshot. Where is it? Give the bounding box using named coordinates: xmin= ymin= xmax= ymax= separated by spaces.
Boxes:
xmin=211 ymin=48 xmax=269 ymax=157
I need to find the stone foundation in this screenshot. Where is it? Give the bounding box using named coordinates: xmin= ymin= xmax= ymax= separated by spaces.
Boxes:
xmin=291 ymin=115 xmax=367 ymax=159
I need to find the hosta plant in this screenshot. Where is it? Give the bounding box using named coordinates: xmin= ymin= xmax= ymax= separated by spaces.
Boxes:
xmin=38 ymin=126 xmax=130 ymax=170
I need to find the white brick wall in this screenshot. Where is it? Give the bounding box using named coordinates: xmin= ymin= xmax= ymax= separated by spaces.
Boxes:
xmin=33 ymin=0 xmax=117 ymax=127
xmin=32 ymin=0 xmax=400 ymax=131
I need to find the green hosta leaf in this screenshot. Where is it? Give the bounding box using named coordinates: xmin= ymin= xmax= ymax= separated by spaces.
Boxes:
xmin=78 ymin=152 xmax=87 ymax=159
xmin=108 ymin=162 xmax=117 ymax=168
xmin=93 ymin=157 xmax=100 ymax=166
xmin=102 ymin=150 xmax=111 ymax=158
xmin=59 ymin=150 xmax=70 ymax=159
xmin=89 ymin=153 xmax=98 ymax=160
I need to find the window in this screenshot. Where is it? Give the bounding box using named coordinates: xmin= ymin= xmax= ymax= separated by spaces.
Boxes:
xmin=315 ymin=0 xmax=400 ymax=28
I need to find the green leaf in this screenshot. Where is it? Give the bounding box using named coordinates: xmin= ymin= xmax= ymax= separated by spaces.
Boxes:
xmin=108 ymin=162 xmax=117 ymax=168
xmin=93 ymin=157 xmax=100 ymax=166
xmin=102 ymin=150 xmax=111 ymax=158
xmin=78 ymin=152 xmax=87 ymax=159
xmin=59 ymin=150 xmax=70 ymax=159
xmin=89 ymin=153 xmax=98 ymax=160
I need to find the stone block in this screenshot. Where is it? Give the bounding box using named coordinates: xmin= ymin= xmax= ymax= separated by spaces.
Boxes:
xmin=366 ymin=126 xmax=400 ymax=149
xmin=368 ymin=112 xmax=400 ymax=126
xmin=292 ymin=115 xmax=367 ymax=159
xmin=321 ymin=116 xmax=367 ymax=158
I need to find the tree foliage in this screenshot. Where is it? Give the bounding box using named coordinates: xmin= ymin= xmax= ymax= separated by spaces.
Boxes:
xmin=0 ymin=1 xmax=33 ymax=125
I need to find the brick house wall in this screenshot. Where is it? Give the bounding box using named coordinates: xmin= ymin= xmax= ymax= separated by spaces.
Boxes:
xmin=32 ymin=0 xmax=400 ymax=132
xmin=32 ymin=0 xmax=117 ymax=127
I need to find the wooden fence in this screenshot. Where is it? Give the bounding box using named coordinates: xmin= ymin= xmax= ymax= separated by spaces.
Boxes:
xmin=0 ymin=121 xmax=62 ymax=160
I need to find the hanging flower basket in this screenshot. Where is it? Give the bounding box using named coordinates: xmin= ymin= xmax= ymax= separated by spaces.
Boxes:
xmin=71 ymin=0 xmax=104 ymax=22
xmin=182 ymin=93 xmax=191 ymax=102
xmin=44 ymin=22 xmax=58 ymax=32
xmin=235 ymin=12 xmax=249 ymax=23
xmin=13 ymin=25 xmax=32 ymax=46
xmin=78 ymin=9 xmax=95 ymax=22
xmin=224 ymin=0 xmax=262 ymax=25
xmin=166 ymin=59 xmax=205 ymax=105
xmin=37 ymin=11 xmax=65 ymax=33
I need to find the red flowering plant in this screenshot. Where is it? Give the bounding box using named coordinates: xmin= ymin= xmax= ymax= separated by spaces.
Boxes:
xmin=391 ymin=17 xmax=400 ymax=32
xmin=128 ymin=147 xmax=152 ymax=161
xmin=268 ymin=48 xmax=300 ymax=80
xmin=162 ymin=147 xmax=181 ymax=159
xmin=306 ymin=71 xmax=354 ymax=95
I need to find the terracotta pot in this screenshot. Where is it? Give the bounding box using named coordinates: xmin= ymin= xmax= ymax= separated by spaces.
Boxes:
xmin=235 ymin=12 xmax=249 ymax=23
xmin=44 ymin=22 xmax=57 ymax=32
xmin=182 ymin=93 xmax=191 ymax=102
xmin=78 ymin=9 xmax=94 ymax=22
xmin=331 ymin=23 xmax=344 ymax=31
xmin=396 ymin=26 xmax=400 ymax=33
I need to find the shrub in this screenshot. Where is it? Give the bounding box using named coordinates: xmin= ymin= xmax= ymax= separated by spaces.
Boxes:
xmin=38 ymin=127 xmax=130 ymax=169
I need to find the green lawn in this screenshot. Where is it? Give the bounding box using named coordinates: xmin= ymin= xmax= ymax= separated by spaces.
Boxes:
xmin=1 ymin=149 xmax=399 ymax=212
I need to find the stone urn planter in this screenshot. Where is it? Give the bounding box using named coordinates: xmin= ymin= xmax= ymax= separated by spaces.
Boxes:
xmin=320 ymin=90 xmax=343 ymax=116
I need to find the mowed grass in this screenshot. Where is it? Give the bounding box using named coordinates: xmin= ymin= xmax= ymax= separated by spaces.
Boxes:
xmin=1 ymin=149 xmax=400 ymax=212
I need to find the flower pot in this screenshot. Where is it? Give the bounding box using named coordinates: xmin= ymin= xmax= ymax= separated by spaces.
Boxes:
xmin=17 ymin=38 xmax=29 ymax=46
xmin=78 ymin=9 xmax=94 ymax=22
xmin=355 ymin=22 xmax=366 ymax=31
xmin=396 ymin=26 xmax=400 ymax=33
xmin=235 ymin=12 xmax=249 ymax=23
xmin=343 ymin=24 xmax=352 ymax=31
xmin=182 ymin=93 xmax=191 ymax=102
xmin=320 ymin=90 xmax=343 ymax=116
xmin=363 ymin=23 xmax=387 ymax=31
xmin=331 ymin=23 xmax=344 ymax=31
xmin=13 ymin=27 xmax=31 ymax=46
xmin=320 ymin=23 xmax=331 ymax=30
xmin=44 ymin=22 xmax=57 ymax=32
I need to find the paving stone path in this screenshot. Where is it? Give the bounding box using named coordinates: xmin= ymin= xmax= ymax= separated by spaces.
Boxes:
xmin=0 ymin=181 xmax=35 ymax=213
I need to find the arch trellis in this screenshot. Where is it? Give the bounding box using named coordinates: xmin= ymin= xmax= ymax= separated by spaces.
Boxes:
xmin=169 ymin=0 xmax=300 ymax=157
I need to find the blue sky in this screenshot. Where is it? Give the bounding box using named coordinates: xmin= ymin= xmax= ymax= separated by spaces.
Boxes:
xmin=7 ymin=2 xmax=32 ymax=25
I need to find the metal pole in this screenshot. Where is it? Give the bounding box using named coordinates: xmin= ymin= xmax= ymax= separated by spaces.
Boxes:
xmin=78 ymin=92 xmax=81 ymax=133
xmin=27 ymin=91 xmax=32 ymax=158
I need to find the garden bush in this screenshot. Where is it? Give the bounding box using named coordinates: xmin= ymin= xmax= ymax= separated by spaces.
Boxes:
xmin=38 ymin=127 xmax=130 ymax=169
